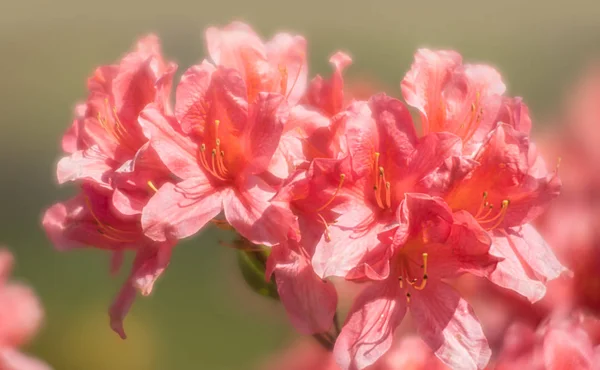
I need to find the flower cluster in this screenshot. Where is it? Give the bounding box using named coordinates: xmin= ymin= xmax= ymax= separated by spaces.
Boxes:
xmin=43 ymin=22 xmax=567 ymax=370
xmin=0 ymin=249 xmax=50 ymax=370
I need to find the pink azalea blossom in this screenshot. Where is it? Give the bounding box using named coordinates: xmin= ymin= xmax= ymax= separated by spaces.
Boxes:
xmin=42 ymin=184 xmax=172 ymax=338
xmin=141 ymin=62 xmax=294 ymax=246
xmin=0 ymin=249 xmax=51 ymax=370
xmin=401 ymin=49 xmax=531 ymax=154
xmin=443 ymin=123 xmax=566 ymax=302
xmin=57 ymin=35 xmax=176 ymax=216
xmin=206 ymin=21 xmax=307 ymax=105
xmin=334 ymin=194 xmax=498 ymax=370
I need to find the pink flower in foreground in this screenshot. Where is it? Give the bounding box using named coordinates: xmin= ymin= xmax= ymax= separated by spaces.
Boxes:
xmin=0 ymin=249 xmax=51 ymax=370
xmin=42 ymin=184 xmax=172 ymax=338
xmin=335 ymin=194 xmax=498 ymax=370
xmin=494 ymin=313 xmax=598 ymax=370
xmin=141 ymin=62 xmax=294 ymax=245
xmin=57 ymin=35 xmax=176 ymax=216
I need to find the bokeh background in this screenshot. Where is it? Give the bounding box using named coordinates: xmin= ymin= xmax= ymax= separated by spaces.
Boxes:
xmin=1 ymin=0 xmax=600 ymax=369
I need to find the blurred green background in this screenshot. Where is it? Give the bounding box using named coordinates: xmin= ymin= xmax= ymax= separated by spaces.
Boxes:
xmin=1 ymin=0 xmax=599 ymax=369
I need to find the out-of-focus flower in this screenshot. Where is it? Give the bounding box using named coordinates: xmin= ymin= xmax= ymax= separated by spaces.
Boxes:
xmin=0 ymin=249 xmax=51 ymax=370
xmin=494 ymin=313 xmax=598 ymax=370
xmin=262 ymin=335 xmax=447 ymax=370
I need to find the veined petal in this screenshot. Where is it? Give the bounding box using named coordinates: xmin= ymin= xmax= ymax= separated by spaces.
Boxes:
xmin=223 ymin=175 xmax=293 ymax=246
xmin=141 ymin=177 xmax=223 ymax=242
xmin=243 ymin=93 xmax=288 ymax=174
xmin=266 ymin=239 xmax=337 ymax=335
xmin=56 ymin=146 xmax=112 ymax=186
xmin=174 ymin=61 xmax=216 ymax=134
xmin=138 ymin=104 xmax=201 ymax=179
xmin=412 ymin=282 xmax=491 ymax=370
xmin=486 ymin=230 xmax=547 ymax=302
xmin=266 ymin=33 xmax=308 ymax=105
xmin=334 ymin=281 xmax=407 ymax=370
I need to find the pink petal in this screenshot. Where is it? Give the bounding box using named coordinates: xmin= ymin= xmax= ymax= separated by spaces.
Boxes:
xmin=205 ymin=22 xmax=265 ymax=68
xmin=108 ymin=279 xmax=137 ymax=339
xmin=401 ymin=49 xmax=462 ymax=130
xmin=111 ymin=188 xmax=146 ymax=217
xmin=266 ymin=33 xmax=308 ymax=105
xmin=334 ymin=281 xmax=407 ymax=370
xmin=411 ymin=282 xmax=491 ymax=370
xmin=174 ymin=61 xmax=216 ymax=133
xmin=369 ymin=94 xmax=418 ymax=162
xmin=543 ymin=324 xmax=594 ymax=370
xmin=486 ymin=230 xmax=547 ymax=302
xmin=223 ymin=175 xmax=293 ymax=246
xmin=312 ymin=203 xmax=383 ymax=279
xmin=138 ymin=104 xmax=201 ymax=179
xmin=42 ymin=197 xmax=88 ymax=251
xmin=56 ymin=147 xmax=112 ymax=186
xmin=0 ymin=283 xmax=44 ymax=348
xmin=503 ymin=225 xmax=568 ymax=283
xmin=243 ymin=93 xmax=288 ymax=174
xmin=0 ymin=349 xmax=52 ymax=370
xmin=266 ymin=240 xmax=337 ymax=334
xmin=141 ymin=177 xmax=223 ymax=242
xmin=131 ymin=244 xmax=173 ymax=296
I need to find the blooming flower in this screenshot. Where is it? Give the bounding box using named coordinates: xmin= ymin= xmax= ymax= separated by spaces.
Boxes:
xmin=141 ymin=63 xmax=294 ymax=246
xmin=333 ymin=194 xmax=497 ymax=370
xmin=0 ymin=249 xmax=51 ymax=370
xmin=57 ymin=35 xmax=176 ymax=216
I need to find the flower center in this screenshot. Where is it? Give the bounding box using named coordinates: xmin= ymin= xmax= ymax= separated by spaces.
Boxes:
xmin=397 ymin=251 xmax=429 ymax=303
xmin=96 ymin=98 xmax=139 ymax=153
xmin=473 ymin=191 xmax=510 ymax=230
xmin=197 ymin=119 xmax=231 ymax=181
xmin=84 ymin=194 xmax=138 ymax=243
xmin=373 ymin=152 xmax=392 ymax=210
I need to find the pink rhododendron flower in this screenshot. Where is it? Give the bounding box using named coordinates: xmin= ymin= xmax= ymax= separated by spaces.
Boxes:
xmin=334 ymin=194 xmax=497 ymax=370
xmin=141 ymin=63 xmax=294 ymax=246
xmin=0 ymin=249 xmax=51 ymax=370
xmin=206 ymin=21 xmax=307 ymax=105
xmin=401 ymin=49 xmax=531 ymax=154
xmin=494 ymin=313 xmax=598 ymax=370
xmin=57 ymin=35 xmax=176 ymax=216
xmin=42 ymin=184 xmax=172 ymax=338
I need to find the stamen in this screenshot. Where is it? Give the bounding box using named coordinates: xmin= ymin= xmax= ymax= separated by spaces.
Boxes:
xmin=279 ymin=64 xmax=288 ymax=95
xmin=217 ymin=150 xmax=229 ymax=176
xmin=398 ymin=276 xmax=403 ymax=289
xmin=482 ymin=200 xmax=510 ymax=230
xmin=316 ymin=174 xmax=346 ymax=212
xmin=474 ymin=191 xmax=489 ymax=218
xmin=147 ymin=181 xmax=159 ymax=193
xmin=373 ymin=152 xmax=380 ymax=185
xmin=406 ymin=292 xmax=411 ymax=304
xmin=317 ymin=213 xmax=332 ymax=242
xmin=412 ymin=253 xmax=429 ymax=290
xmin=477 ymin=203 xmax=493 ymax=221
xmin=374 ymin=166 xmax=385 ymax=209
xmin=385 ymin=182 xmax=392 ymax=209
xmin=83 ymin=195 xmax=137 ymax=242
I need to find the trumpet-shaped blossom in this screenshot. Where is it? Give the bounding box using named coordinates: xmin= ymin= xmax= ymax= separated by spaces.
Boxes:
xmin=334 ymin=194 xmax=497 ymax=370
xmin=309 ymin=93 xmax=464 ymax=279
xmin=444 ymin=123 xmax=565 ymax=302
xmin=0 ymin=249 xmax=51 ymax=370
xmin=141 ymin=63 xmax=294 ymax=245
xmin=401 ymin=49 xmax=531 ymax=154
xmin=205 ymin=21 xmax=307 ymax=105
xmin=57 ymin=35 xmax=176 ymax=215
xmin=42 ymin=184 xmax=172 ymax=338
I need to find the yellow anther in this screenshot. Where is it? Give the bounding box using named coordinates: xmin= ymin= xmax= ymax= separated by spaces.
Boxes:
xmin=412 ymin=253 xmax=429 ymax=290
xmin=147 ymin=181 xmax=159 ymax=193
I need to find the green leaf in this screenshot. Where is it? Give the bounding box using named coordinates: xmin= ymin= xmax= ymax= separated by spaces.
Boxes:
xmin=236 ymin=248 xmax=279 ymax=300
